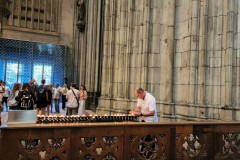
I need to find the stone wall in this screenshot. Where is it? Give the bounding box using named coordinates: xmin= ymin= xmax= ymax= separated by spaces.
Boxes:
xmin=97 ymin=0 xmax=240 ymax=121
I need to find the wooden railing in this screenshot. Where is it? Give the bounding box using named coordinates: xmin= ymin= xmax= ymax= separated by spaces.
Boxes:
xmin=1 ymin=121 xmax=240 ymax=159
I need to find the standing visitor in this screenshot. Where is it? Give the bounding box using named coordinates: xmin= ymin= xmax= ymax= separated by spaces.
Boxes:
xmin=29 ymin=79 xmax=38 ymax=94
xmin=7 ymin=82 xmax=21 ymax=110
xmin=15 ymin=83 xmax=35 ymax=110
xmin=46 ymin=84 xmax=53 ymax=115
xmin=0 ymin=80 xmax=5 ymax=111
xmin=29 ymin=78 xmax=38 ymax=109
xmin=66 ymin=83 xmax=79 ymax=115
xmin=61 ymin=84 xmax=68 ymax=110
xmin=36 ymin=79 xmax=48 ymax=115
xmin=52 ymin=83 xmax=61 ymax=113
xmin=78 ymin=85 xmax=87 ymax=116
xmin=1 ymin=82 xmax=10 ymax=111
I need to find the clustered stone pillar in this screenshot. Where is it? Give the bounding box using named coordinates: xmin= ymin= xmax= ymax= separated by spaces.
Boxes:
xmin=74 ymin=0 xmax=102 ymax=110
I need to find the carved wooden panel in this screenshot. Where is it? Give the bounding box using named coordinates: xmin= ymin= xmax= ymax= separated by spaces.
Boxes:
xmin=214 ymin=125 xmax=240 ymax=160
xmin=174 ymin=125 xmax=208 ymax=159
xmin=0 ymin=126 xmax=125 ymax=160
xmin=74 ymin=126 xmax=124 ymax=160
xmin=124 ymin=126 xmax=170 ymax=160
xmin=1 ymin=123 xmax=240 ymax=159
xmin=1 ymin=128 xmax=71 ymax=160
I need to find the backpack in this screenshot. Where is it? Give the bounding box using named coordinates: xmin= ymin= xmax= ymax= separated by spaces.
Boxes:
xmin=20 ymin=92 xmax=34 ymax=109
xmin=37 ymin=85 xmax=46 ymax=99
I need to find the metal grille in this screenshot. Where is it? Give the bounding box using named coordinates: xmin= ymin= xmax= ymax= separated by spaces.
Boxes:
xmin=0 ymin=38 xmax=65 ymax=90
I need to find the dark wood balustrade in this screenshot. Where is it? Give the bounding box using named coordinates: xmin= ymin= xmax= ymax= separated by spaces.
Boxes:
xmin=1 ymin=121 xmax=240 ymax=159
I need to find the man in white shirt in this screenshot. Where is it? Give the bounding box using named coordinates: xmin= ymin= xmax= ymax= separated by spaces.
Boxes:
xmin=66 ymin=83 xmax=79 ymax=115
xmin=129 ymin=87 xmax=158 ymax=122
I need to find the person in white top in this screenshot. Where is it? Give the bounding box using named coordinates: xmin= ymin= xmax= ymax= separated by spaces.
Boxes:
xmin=78 ymin=85 xmax=87 ymax=116
xmin=7 ymin=82 xmax=22 ymax=110
xmin=1 ymin=82 xmax=10 ymax=110
xmin=129 ymin=87 xmax=158 ymax=122
xmin=66 ymin=83 xmax=79 ymax=115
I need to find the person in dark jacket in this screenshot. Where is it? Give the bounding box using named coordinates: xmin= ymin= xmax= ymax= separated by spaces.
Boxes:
xmin=36 ymin=79 xmax=48 ymax=115
xmin=46 ymin=84 xmax=53 ymax=115
xmin=15 ymin=83 xmax=35 ymax=110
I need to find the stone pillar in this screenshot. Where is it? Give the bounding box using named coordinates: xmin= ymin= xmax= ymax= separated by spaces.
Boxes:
xmin=221 ymin=0 xmax=237 ymax=120
xmin=197 ymin=0 xmax=208 ymax=118
xmin=74 ymin=0 xmax=103 ymax=111
xmin=162 ymin=0 xmax=176 ymax=117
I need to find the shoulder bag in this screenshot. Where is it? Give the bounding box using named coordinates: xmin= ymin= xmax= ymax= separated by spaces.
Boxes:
xmin=72 ymin=89 xmax=79 ymax=107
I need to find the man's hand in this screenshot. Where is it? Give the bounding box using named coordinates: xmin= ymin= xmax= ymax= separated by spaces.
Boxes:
xmin=129 ymin=110 xmax=141 ymax=116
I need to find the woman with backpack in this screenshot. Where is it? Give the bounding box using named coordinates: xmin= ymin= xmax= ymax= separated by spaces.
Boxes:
xmin=15 ymin=83 xmax=35 ymax=110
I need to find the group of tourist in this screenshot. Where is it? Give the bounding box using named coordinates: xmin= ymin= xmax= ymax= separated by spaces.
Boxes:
xmin=0 ymin=79 xmax=88 ymax=116
xmin=1 ymin=79 xmax=159 ymax=122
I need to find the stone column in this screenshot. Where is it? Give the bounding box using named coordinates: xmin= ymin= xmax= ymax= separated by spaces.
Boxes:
xmin=162 ymin=0 xmax=176 ymax=116
xmin=221 ymin=0 xmax=236 ymax=120
xmin=73 ymin=0 xmax=103 ymax=110
xmin=197 ymin=0 xmax=208 ymax=117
